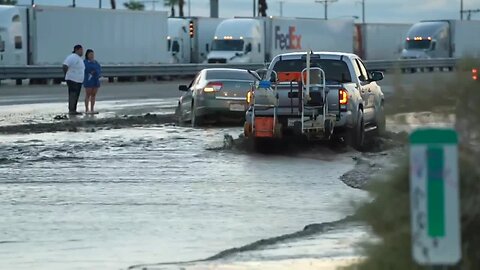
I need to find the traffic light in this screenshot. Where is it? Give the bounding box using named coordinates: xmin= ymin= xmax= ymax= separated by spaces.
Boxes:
xmin=258 ymin=0 xmax=268 ymax=17
xmin=189 ymin=20 xmax=194 ymax=38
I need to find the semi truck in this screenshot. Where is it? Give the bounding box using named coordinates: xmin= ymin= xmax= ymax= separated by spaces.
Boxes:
xmin=206 ymin=17 xmax=354 ymax=64
xmin=354 ymin=23 xmax=412 ymax=60
xmin=167 ymin=17 xmax=224 ymax=64
xmin=401 ymin=20 xmax=480 ymax=59
xmin=0 ymin=5 xmax=169 ymax=66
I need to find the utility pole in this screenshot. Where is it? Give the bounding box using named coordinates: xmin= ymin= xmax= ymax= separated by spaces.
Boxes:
xmin=279 ymin=1 xmax=284 ymax=17
xmin=361 ymin=0 xmax=365 ymax=24
xmin=253 ymin=0 xmax=256 ymax=17
xmin=314 ymin=0 xmax=339 ymax=20
xmin=188 ymin=0 xmax=191 ymax=16
xmin=72 ymin=0 xmax=76 ymax=7
xmin=460 ymin=0 xmax=463 ymax=20
xmin=99 ymin=0 xmax=102 ymax=9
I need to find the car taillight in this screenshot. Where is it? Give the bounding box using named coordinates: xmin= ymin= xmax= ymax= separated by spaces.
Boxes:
xmin=246 ymin=91 xmax=253 ymax=104
xmin=204 ymin=82 xmax=223 ymax=93
xmin=339 ymin=89 xmax=348 ymax=105
xmin=473 ymin=68 xmax=478 ymax=81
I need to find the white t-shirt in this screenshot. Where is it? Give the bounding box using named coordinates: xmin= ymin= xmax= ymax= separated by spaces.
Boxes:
xmin=63 ymin=53 xmax=85 ymax=83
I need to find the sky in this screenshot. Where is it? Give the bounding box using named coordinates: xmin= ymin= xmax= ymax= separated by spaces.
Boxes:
xmin=15 ymin=0 xmax=480 ymax=23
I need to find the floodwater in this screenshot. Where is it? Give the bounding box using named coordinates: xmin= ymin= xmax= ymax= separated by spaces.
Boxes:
xmin=0 ymin=123 xmax=367 ymax=270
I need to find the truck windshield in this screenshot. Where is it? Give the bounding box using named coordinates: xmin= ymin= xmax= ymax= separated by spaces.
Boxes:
xmin=272 ymin=59 xmax=352 ymax=83
xmin=211 ymin=40 xmax=244 ymax=51
xmin=406 ymin=40 xmax=431 ymax=50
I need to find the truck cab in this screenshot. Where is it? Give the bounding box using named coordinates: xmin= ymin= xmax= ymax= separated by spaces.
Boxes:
xmin=401 ymin=21 xmax=451 ymax=59
xmin=167 ymin=18 xmax=192 ymax=64
xmin=0 ymin=5 xmax=27 ymax=66
xmin=207 ymin=19 xmax=264 ymax=64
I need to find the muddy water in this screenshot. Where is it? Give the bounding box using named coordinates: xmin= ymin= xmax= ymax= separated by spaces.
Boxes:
xmin=0 ymin=126 xmax=367 ymax=270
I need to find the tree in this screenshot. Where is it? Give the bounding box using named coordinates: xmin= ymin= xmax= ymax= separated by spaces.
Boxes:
xmin=258 ymin=0 xmax=268 ymax=17
xmin=0 ymin=0 xmax=17 ymax=5
xmin=164 ymin=0 xmax=185 ymax=17
xmin=124 ymin=0 xmax=145 ymax=10
xmin=110 ymin=0 xmax=116 ymax=9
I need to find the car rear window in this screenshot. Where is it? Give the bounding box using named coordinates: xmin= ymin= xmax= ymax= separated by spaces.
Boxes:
xmin=206 ymin=70 xmax=255 ymax=81
xmin=272 ymin=59 xmax=352 ymax=83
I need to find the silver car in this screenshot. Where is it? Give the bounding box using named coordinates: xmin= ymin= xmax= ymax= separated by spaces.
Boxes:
xmin=176 ymin=68 xmax=257 ymax=126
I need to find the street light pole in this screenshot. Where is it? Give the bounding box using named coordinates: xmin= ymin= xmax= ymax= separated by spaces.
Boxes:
xmin=314 ymin=0 xmax=339 ymax=20
xmin=188 ymin=0 xmax=191 ymax=17
xmin=99 ymin=0 xmax=102 ymax=9
xmin=253 ymin=0 xmax=257 ymax=17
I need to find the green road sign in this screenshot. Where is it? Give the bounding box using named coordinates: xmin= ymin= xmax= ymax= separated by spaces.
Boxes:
xmin=410 ymin=128 xmax=461 ymax=265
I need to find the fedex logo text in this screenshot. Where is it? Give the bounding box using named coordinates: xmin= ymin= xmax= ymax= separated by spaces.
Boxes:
xmin=275 ymin=26 xmax=302 ymax=50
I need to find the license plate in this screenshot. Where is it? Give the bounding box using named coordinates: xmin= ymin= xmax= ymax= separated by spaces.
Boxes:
xmin=288 ymin=118 xmax=300 ymax=127
xmin=229 ymin=104 xmax=245 ymax=111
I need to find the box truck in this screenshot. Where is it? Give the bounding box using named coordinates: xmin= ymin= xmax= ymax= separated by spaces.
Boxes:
xmin=167 ymin=17 xmax=224 ymax=64
xmin=354 ymin=23 xmax=412 ymax=60
xmin=0 ymin=5 xmax=169 ymax=66
xmin=401 ymin=20 xmax=480 ymax=59
xmin=206 ymin=17 xmax=354 ymax=64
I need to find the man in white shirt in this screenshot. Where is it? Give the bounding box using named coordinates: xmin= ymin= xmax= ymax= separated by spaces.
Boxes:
xmin=63 ymin=45 xmax=85 ymax=115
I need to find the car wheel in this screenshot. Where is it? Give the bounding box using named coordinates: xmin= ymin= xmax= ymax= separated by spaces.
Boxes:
xmin=175 ymin=103 xmax=184 ymax=125
xmin=349 ymin=109 xmax=365 ymax=151
xmin=191 ymin=101 xmax=202 ymax=127
xmin=375 ymin=103 xmax=386 ymax=137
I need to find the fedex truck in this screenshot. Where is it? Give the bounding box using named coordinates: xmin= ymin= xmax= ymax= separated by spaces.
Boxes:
xmin=167 ymin=17 xmax=224 ymax=64
xmin=401 ymin=20 xmax=480 ymax=59
xmin=0 ymin=5 xmax=169 ymax=66
xmin=206 ymin=17 xmax=354 ymax=64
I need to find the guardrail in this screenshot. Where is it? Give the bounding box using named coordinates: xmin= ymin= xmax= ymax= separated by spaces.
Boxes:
xmin=0 ymin=58 xmax=458 ymax=80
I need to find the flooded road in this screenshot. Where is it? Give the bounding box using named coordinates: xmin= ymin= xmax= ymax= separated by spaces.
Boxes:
xmin=0 ymin=125 xmax=367 ymax=270
xmin=2 ymin=74 xmax=445 ymax=269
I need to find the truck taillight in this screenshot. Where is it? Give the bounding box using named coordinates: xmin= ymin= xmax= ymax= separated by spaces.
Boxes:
xmin=339 ymin=89 xmax=348 ymax=105
xmin=204 ymin=82 xmax=223 ymax=93
xmin=473 ymin=68 xmax=478 ymax=81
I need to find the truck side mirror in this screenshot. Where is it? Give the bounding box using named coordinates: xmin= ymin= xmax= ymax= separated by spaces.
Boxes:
xmin=246 ymin=43 xmax=252 ymax=53
xmin=172 ymin=41 xmax=180 ymax=53
xmin=370 ymin=71 xmax=384 ymax=82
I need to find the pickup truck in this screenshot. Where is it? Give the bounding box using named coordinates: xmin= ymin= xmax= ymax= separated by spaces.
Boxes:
xmin=244 ymin=51 xmax=385 ymax=150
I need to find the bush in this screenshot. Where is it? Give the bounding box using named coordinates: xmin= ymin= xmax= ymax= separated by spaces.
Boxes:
xmin=346 ymin=59 xmax=480 ymax=270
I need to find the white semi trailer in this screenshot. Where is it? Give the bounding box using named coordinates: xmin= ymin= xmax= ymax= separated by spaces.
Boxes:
xmin=354 ymin=23 xmax=412 ymax=60
xmin=0 ymin=5 xmax=169 ymax=66
xmin=206 ymin=17 xmax=354 ymax=64
xmin=401 ymin=20 xmax=480 ymax=59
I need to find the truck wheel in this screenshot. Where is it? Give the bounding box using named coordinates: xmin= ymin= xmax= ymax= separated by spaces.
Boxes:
xmin=191 ymin=101 xmax=202 ymax=127
xmin=350 ymin=110 xmax=365 ymax=151
xmin=376 ymin=104 xmax=386 ymax=137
